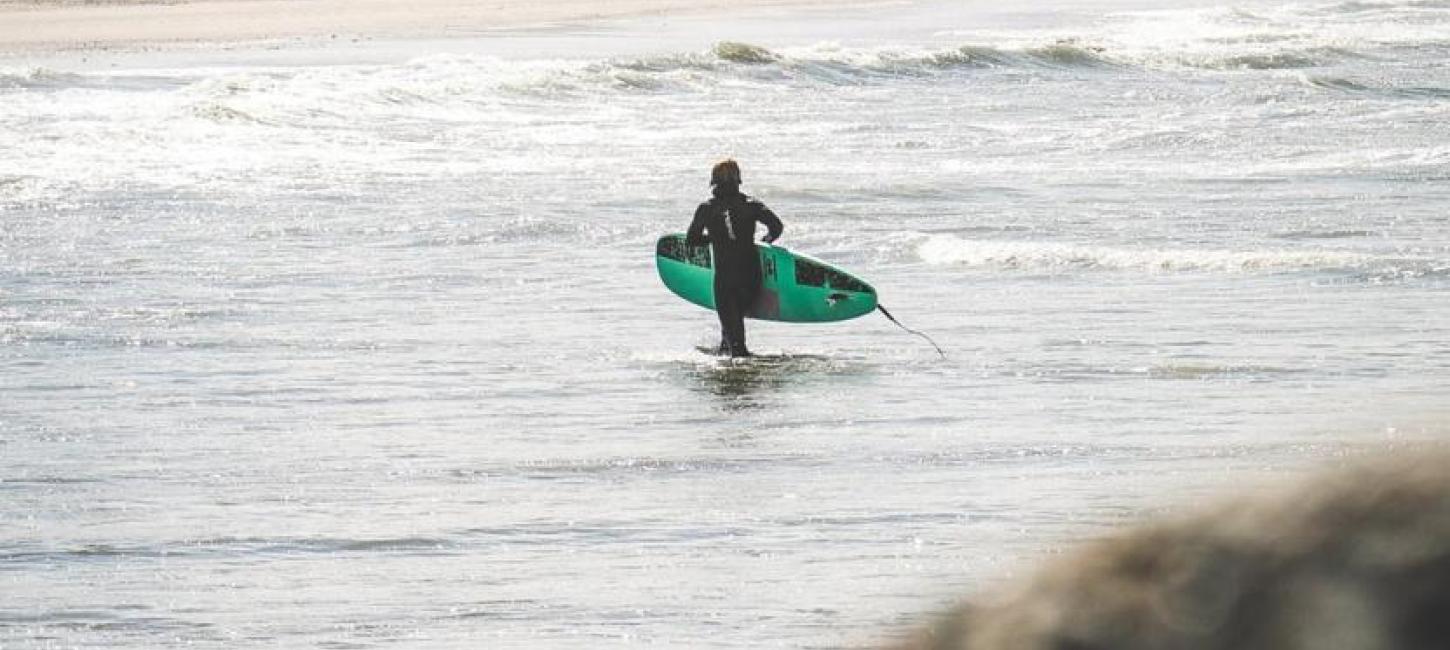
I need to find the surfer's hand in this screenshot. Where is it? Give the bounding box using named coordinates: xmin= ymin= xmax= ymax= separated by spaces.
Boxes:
xmin=761 ymin=235 xmax=777 ymax=244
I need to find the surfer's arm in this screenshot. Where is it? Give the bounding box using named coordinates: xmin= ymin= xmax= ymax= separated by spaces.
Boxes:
xmin=685 ymin=203 xmax=710 ymax=246
xmin=758 ymin=204 xmax=783 ymax=243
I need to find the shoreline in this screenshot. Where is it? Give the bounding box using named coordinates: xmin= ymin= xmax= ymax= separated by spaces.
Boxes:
xmin=0 ymin=0 xmax=890 ymax=57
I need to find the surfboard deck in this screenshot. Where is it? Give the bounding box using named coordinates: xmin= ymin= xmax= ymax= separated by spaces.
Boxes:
xmin=656 ymin=233 xmax=877 ymax=323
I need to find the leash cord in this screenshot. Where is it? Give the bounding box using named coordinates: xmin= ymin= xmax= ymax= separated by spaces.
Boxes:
xmin=877 ymin=305 xmax=946 ymax=359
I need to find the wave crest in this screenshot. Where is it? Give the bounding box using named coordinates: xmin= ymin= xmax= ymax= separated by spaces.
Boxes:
xmin=1302 ymin=74 xmax=1450 ymax=99
xmin=188 ymin=101 xmax=263 ymax=123
xmin=1025 ymin=42 xmax=1115 ymax=67
xmin=0 ymin=66 xmax=82 ymax=89
xmin=916 ymin=235 xmax=1377 ymax=273
xmin=713 ymin=41 xmax=781 ymax=64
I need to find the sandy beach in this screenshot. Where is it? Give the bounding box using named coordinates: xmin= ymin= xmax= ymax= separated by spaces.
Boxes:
xmin=0 ymin=0 xmax=871 ymax=54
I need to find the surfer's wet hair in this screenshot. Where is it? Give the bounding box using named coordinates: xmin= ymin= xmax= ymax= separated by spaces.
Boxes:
xmin=711 ymin=159 xmax=742 ymax=188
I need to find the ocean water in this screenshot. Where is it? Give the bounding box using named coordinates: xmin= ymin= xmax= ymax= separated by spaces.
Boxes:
xmin=2 ymin=0 xmax=1449 ymax=647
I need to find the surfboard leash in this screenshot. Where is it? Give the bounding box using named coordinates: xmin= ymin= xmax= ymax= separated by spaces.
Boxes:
xmin=877 ymin=305 xmax=946 ymax=359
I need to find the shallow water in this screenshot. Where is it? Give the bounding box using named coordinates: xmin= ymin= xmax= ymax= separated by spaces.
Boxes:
xmin=3 ymin=0 xmax=1449 ymax=647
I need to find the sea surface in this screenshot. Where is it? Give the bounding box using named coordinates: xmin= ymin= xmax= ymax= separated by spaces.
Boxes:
xmin=3 ymin=0 xmax=1449 ymax=647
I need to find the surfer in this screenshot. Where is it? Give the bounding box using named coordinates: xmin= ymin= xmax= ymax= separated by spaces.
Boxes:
xmin=686 ymin=159 xmax=784 ymax=358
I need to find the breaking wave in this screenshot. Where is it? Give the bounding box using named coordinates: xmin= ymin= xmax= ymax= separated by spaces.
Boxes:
xmin=13 ymin=0 xmax=1447 ymax=108
xmin=143 ymin=17 xmax=1439 ymax=110
xmin=1302 ymin=74 xmax=1450 ymax=98
xmin=187 ymin=101 xmax=264 ymax=124
xmin=99 ymin=39 xmax=1127 ymax=126
xmin=915 ymin=234 xmax=1383 ymax=274
xmin=0 ymin=66 xmax=82 ymax=90
xmin=400 ymin=13 xmax=1442 ymax=95
xmin=713 ymin=41 xmax=780 ymax=64
xmin=2 ymin=0 xmax=1444 ymax=111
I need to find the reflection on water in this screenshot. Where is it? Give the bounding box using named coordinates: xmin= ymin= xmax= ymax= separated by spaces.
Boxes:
xmin=683 ymin=352 xmax=856 ymax=410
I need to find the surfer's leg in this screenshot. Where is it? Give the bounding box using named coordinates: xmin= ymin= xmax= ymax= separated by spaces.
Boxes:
xmin=714 ymin=286 xmax=735 ymax=354
xmin=716 ymin=286 xmax=750 ymax=357
xmin=732 ymin=285 xmax=757 ymax=357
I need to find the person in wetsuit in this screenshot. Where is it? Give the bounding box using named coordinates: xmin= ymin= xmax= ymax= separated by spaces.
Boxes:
xmin=686 ymin=159 xmax=784 ymax=358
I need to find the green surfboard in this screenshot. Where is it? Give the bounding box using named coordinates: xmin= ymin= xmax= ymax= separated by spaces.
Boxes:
xmin=655 ymin=233 xmax=878 ymax=323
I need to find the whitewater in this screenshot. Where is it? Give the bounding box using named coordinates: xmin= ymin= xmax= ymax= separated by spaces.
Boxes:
xmin=2 ymin=0 xmax=1448 ymax=647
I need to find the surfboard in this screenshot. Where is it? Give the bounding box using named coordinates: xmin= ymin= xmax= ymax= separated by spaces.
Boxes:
xmin=655 ymin=233 xmax=877 ymax=323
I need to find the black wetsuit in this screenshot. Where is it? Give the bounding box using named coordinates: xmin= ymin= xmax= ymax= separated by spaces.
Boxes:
xmin=685 ymin=186 xmax=784 ymax=357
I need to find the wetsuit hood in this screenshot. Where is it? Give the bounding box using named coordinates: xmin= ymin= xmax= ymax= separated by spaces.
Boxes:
xmin=711 ymin=183 xmax=742 ymax=200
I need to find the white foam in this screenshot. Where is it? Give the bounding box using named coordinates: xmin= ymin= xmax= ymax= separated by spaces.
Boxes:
xmin=916 ymin=234 xmax=1376 ymax=273
xmin=936 ymin=0 xmax=1450 ymax=71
